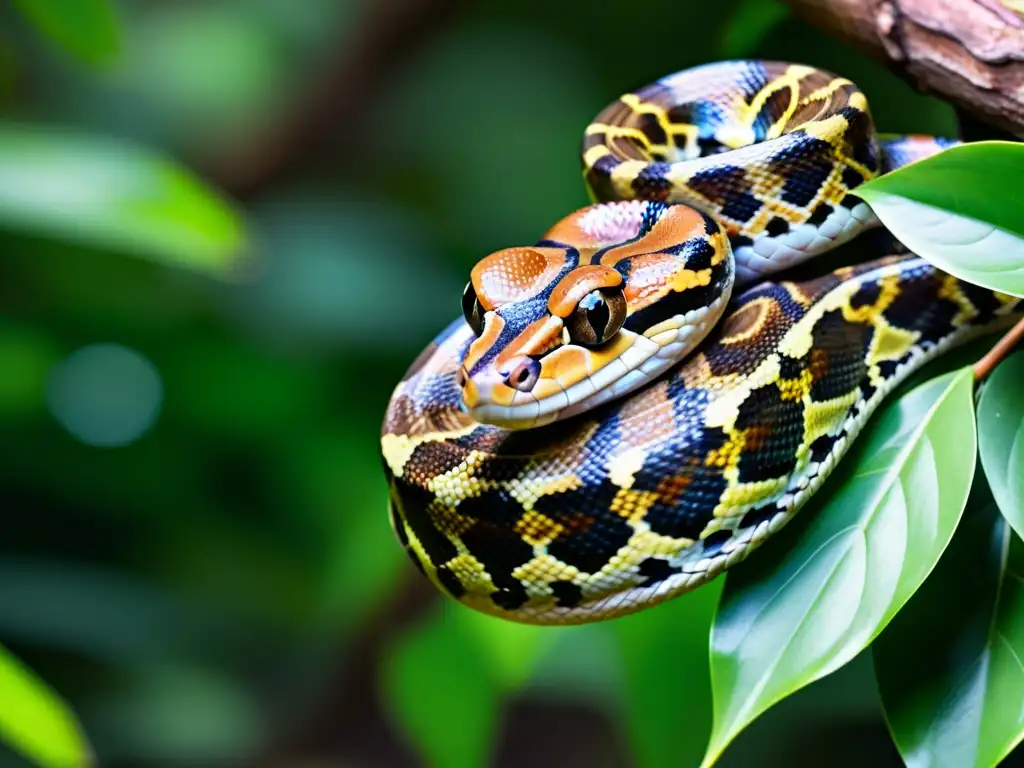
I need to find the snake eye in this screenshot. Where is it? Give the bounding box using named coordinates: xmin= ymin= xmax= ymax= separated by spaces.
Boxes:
xmin=462 ymin=281 xmax=485 ymax=336
xmin=566 ymin=287 xmax=626 ymax=347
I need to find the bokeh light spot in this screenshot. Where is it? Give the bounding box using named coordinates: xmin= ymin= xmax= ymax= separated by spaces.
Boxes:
xmin=46 ymin=343 xmax=163 ymax=447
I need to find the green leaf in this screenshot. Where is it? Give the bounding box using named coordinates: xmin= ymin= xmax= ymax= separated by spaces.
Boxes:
xmin=0 ymin=126 xmax=247 ymax=277
xmin=0 ymin=643 xmax=91 ymax=768
xmin=978 ymin=352 xmax=1024 ymax=538
xmin=874 ymin=478 xmax=1024 ymax=768
xmin=382 ymin=606 xmax=499 ymax=768
xmin=614 ymin=580 xmax=722 ymax=768
xmin=13 ymin=0 xmax=119 ymax=66
xmin=703 ymin=369 xmax=978 ymax=766
xmin=454 ymin=608 xmax=553 ymax=692
xmin=855 ymin=141 xmax=1024 ymax=298
xmin=719 ymin=0 xmax=790 ymax=58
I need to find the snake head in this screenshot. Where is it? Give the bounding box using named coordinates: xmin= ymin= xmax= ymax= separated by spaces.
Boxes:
xmin=457 ymin=201 xmax=734 ymax=429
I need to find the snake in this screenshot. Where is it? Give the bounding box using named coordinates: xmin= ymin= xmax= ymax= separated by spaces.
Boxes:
xmin=380 ymin=60 xmax=1022 ymax=625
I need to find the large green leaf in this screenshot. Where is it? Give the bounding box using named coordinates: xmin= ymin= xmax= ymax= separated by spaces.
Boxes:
xmin=13 ymin=0 xmax=119 ymax=66
xmin=978 ymin=352 xmax=1024 ymax=538
xmin=855 ymin=141 xmax=1024 ymax=298
xmin=0 ymin=126 xmax=247 ymax=277
xmin=614 ymin=580 xmax=722 ymax=768
xmin=702 ymin=369 xmax=978 ymax=766
xmin=0 ymin=643 xmax=91 ymax=767
xmin=382 ymin=606 xmax=499 ymax=768
xmin=874 ymin=479 xmax=1024 ymax=768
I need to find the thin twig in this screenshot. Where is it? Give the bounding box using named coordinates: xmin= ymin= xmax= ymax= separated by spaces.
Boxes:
xmin=974 ymin=315 xmax=1024 ymax=381
xmin=208 ymin=0 xmax=464 ymax=199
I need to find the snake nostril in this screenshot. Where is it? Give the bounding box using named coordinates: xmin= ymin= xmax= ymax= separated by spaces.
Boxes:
xmin=502 ymin=357 xmax=540 ymax=393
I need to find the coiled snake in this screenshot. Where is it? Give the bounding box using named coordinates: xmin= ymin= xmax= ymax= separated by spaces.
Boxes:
xmin=380 ymin=61 xmax=1022 ymax=625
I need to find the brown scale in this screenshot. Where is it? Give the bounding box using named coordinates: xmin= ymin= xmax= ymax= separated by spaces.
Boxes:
xmin=382 ymin=253 xmax=1023 ymax=624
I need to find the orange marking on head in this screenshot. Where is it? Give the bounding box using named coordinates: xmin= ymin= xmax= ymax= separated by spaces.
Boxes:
xmin=493 ymin=316 xmax=565 ymax=368
xmin=547 ymin=265 xmax=623 ymax=318
xmin=471 ymin=247 xmax=567 ymax=311
xmin=620 ymin=252 xmax=677 ymax=308
xmin=539 ymin=346 xmax=591 ymax=386
xmin=462 ymin=312 xmax=506 ymax=373
xmin=543 ymin=201 xmax=646 ymax=249
xmin=596 ymin=205 xmax=707 ymax=266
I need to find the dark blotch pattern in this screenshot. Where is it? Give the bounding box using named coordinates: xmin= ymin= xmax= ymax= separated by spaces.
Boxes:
xmin=436 ymin=566 xmax=466 ymax=598
xmin=809 ymin=434 xmax=836 ymax=463
xmin=849 ymin=280 xmax=882 ymax=309
xmin=636 ymin=112 xmax=668 ymax=147
xmin=671 ymin=236 xmax=716 ymax=271
xmin=738 ymin=504 xmax=779 ymax=530
xmin=766 ymin=216 xmax=791 ymax=237
xmin=808 ymin=309 xmax=872 ymax=402
xmin=636 ymin=426 xmax=729 ymax=540
xmin=807 ymin=203 xmax=834 ymax=226
xmin=638 ymin=557 xmax=682 ymax=585
xmin=720 ymin=191 xmax=763 ymax=223
xmin=777 ymin=135 xmax=834 ymax=207
xmin=536 ymin=480 xmax=635 ymax=574
xmin=393 ymin=481 xmax=459 ymax=570
xmin=586 ymin=154 xmax=622 ymax=200
xmin=702 ymin=529 xmax=733 ymax=557
xmin=550 ymin=580 xmax=583 ymax=608
xmin=841 ymin=166 xmax=864 ymax=190
xmin=734 ymin=385 xmax=804 ymax=482
xmin=632 ymin=162 xmax=673 ymax=200
xmin=883 ymin=271 xmax=958 ymax=346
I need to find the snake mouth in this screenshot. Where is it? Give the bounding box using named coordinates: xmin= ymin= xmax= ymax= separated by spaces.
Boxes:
xmin=462 ymin=292 xmax=731 ymax=429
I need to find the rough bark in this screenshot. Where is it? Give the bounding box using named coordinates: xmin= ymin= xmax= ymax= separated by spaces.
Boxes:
xmin=781 ymin=0 xmax=1024 ymax=137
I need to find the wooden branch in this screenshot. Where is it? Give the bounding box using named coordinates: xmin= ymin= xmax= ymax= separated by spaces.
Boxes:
xmin=780 ymin=0 xmax=1024 ymax=137
xmin=206 ymin=0 xmax=463 ymax=200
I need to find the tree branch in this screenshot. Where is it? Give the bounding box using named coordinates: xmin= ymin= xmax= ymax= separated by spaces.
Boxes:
xmin=780 ymin=0 xmax=1024 ymax=137
xmin=207 ymin=0 xmax=463 ymax=200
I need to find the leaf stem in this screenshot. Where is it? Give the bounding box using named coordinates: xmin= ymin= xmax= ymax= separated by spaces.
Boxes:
xmin=973 ymin=316 xmax=1024 ymax=382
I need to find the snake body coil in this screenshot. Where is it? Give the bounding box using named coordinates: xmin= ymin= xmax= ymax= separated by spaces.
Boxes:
xmin=380 ymin=61 xmax=1021 ymax=625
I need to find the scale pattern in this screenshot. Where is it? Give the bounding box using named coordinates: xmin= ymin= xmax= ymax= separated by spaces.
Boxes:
xmin=379 ymin=60 xmax=1022 ymax=624
xmin=583 ymin=60 xmax=882 ymax=283
xmin=382 ymin=259 xmax=1020 ymax=623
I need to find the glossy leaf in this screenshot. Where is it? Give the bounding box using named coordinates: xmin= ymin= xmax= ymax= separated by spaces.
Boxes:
xmin=875 ymin=480 xmax=1024 ymax=768
xmin=855 ymin=141 xmax=1024 ymax=297
xmin=0 ymin=643 xmax=91 ymax=767
xmin=703 ymin=369 xmax=978 ymax=767
xmin=0 ymin=127 xmax=247 ymax=277
xmin=382 ymin=607 xmax=498 ymax=768
xmin=13 ymin=0 xmax=119 ymax=65
xmin=614 ymin=580 xmax=722 ymax=768
xmin=978 ymin=352 xmax=1024 ymax=538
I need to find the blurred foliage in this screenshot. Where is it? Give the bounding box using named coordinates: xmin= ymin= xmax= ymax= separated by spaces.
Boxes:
xmin=0 ymin=643 xmax=89 ymax=768
xmin=3 ymin=0 xmax=1007 ymax=766
xmin=13 ymin=0 xmax=120 ymax=67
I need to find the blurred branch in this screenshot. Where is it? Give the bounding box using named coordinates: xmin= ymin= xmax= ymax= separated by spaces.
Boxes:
xmin=779 ymin=0 xmax=1024 ymax=137
xmin=208 ymin=0 xmax=464 ymax=200
xmin=259 ymin=572 xmax=436 ymax=768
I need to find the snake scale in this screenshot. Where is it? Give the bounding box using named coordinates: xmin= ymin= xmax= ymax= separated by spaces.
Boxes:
xmin=380 ymin=61 xmax=1023 ymax=625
